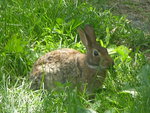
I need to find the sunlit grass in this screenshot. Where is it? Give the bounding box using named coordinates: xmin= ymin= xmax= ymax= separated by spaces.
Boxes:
xmin=0 ymin=78 xmax=43 ymax=113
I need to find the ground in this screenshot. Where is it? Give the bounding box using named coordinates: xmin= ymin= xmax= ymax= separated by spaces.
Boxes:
xmin=90 ymin=0 xmax=150 ymax=32
xmin=111 ymin=0 xmax=150 ymax=33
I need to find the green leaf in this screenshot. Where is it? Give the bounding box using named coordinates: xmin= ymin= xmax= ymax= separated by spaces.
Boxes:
xmin=115 ymin=45 xmax=131 ymax=61
xmin=105 ymin=27 xmax=111 ymax=46
xmin=5 ymin=35 xmax=26 ymax=53
xmin=56 ymin=18 xmax=64 ymax=25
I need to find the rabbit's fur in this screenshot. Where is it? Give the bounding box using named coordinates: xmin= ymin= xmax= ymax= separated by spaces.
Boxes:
xmin=30 ymin=25 xmax=113 ymax=93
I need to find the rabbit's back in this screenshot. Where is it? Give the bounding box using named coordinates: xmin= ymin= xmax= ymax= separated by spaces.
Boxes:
xmin=31 ymin=48 xmax=82 ymax=90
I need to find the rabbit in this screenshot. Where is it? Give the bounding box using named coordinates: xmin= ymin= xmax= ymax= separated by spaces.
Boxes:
xmin=30 ymin=25 xmax=114 ymax=93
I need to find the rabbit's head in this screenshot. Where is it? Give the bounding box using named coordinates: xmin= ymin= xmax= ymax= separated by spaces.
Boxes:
xmin=78 ymin=25 xmax=114 ymax=70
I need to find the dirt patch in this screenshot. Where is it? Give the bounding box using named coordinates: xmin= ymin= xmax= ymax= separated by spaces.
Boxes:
xmin=88 ymin=0 xmax=150 ymax=34
xmin=88 ymin=0 xmax=150 ymax=32
xmin=110 ymin=0 xmax=150 ymax=33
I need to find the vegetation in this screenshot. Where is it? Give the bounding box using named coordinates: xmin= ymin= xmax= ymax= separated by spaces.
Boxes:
xmin=0 ymin=0 xmax=150 ymax=112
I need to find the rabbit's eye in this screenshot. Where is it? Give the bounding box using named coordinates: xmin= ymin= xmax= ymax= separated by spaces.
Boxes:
xmin=93 ymin=50 xmax=99 ymax=56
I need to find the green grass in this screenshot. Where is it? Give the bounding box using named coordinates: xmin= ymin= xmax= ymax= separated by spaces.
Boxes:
xmin=0 ymin=0 xmax=150 ymax=113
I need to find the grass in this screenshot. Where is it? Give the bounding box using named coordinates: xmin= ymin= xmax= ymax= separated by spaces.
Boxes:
xmin=0 ymin=0 xmax=150 ymax=113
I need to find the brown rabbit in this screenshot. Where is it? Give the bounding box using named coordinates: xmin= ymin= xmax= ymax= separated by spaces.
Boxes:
xmin=30 ymin=25 xmax=113 ymax=93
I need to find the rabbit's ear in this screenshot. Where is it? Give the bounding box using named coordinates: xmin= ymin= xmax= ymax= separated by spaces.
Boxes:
xmin=84 ymin=25 xmax=96 ymax=44
xmin=77 ymin=28 xmax=91 ymax=48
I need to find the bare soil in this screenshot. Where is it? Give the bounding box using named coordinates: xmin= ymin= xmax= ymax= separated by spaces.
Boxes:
xmin=111 ymin=0 xmax=150 ymax=33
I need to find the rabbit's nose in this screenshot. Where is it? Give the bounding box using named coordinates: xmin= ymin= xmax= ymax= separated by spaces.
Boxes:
xmin=111 ymin=60 xmax=114 ymax=66
xmin=110 ymin=59 xmax=114 ymax=67
xmin=105 ymin=57 xmax=114 ymax=68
